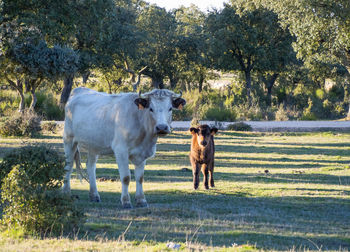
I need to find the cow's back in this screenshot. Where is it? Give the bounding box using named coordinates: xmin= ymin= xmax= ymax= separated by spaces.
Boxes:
xmin=64 ymin=87 xmax=139 ymax=153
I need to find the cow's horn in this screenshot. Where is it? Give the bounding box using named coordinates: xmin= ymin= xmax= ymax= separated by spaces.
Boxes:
xmin=173 ymin=91 xmax=182 ymax=98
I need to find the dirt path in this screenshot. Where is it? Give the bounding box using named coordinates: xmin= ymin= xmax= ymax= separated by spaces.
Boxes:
xmin=171 ymin=120 xmax=350 ymax=132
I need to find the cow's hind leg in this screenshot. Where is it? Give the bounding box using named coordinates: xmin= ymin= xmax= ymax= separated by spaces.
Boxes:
xmin=134 ymin=161 xmax=148 ymax=208
xmin=86 ymin=153 xmax=100 ymax=202
xmin=62 ymin=138 xmax=77 ymax=194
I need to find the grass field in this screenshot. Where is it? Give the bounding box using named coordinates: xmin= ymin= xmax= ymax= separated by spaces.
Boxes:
xmin=0 ymin=129 xmax=350 ymax=251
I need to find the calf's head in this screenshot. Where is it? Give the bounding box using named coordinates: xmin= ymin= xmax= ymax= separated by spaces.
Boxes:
xmin=190 ymin=125 xmax=218 ymax=148
xmin=134 ymin=89 xmax=186 ymax=136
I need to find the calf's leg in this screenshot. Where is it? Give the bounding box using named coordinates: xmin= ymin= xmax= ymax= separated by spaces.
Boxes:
xmin=209 ymin=160 xmax=215 ymax=188
xmin=134 ymin=161 xmax=148 ymax=208
xmin=86 ymin=153 xmax=100 ymax=202
xmin=201 ymin=164 xmax=209 ymax=190
xmin=191 ymin=159 xmax=200 ymax=190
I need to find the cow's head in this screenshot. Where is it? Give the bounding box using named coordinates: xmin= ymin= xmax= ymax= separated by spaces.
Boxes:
xmin=190 ymin=125 xmax=218 ymax=148
xmin=134 ymin=89 xmax=186 ymax=136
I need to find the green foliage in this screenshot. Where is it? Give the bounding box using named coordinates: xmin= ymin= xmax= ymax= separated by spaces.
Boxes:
xmin=0 ymin=110 xmax=41 ymax=137
xmin=34 ymin=91 xmax=64 ymax=120
xmin=0 ymin=90 xmax=20 ymax=116
xmin=227 ymin=122 xmax=252 ymax=131
xmin=0 ymin=146 xmax=85 ymax=236
xmin=1 ymin=165 xmax=85 ymax=236
xmin=0 ymin=145 xmax=65 ymax=188
xmin=41 ymin=121 xmax=58 ymax=134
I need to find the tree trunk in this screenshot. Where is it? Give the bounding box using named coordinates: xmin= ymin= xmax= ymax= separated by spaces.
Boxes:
xmin=15 ymin=79 xmax=25 ymax=112
xmin=198 ymin=74 xmax=205 ymax=93
xmin=29 ymin=89 xmax=37 ymax=110
xmin=60 ymin=74 xmax=74 ymax=107
xmin=264 ymin=73 xmax=279 ymax=107
xmin=151 ymin=77 xmax=164 ymax=89
xmin=169 ymin=76 xmax=178 ymax=89
xmin=82 ymin=71 xmax=90 ymax=84
xmin=18 ymin=90 xmax=25 ymax=112
xmin=245 ymin=70 xmax=252 ymax=105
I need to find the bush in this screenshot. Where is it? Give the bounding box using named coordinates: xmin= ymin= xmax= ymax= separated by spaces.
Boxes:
xmin=34 ymin=91 xmax=64 ymax=120
xmin=0 ymin=146 xmax=85 ymax=236
xmin=0 ymin=145 xmax=65 ymax=188
xmin=227 ymin=122 xmax=252 ymax=131
xmin=41 ymin=121 xmax=58 ymax=133
xmin=202 ymin=107 xmax=236 ymax=121
xmin=1 ymin=165 xmax=85 ymax=235
xmin=0 ymin=110 xmax=41 ymax=137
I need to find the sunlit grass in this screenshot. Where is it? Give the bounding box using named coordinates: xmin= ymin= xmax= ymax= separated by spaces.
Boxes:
xmin=0 ymin=130 xmax=350 ymax=251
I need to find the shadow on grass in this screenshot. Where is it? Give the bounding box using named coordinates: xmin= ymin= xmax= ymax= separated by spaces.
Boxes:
xmin=70 ymin=188 xmax=350 ymax=251
xmin=215 ymin=144 xmax=350 ymax=156
xmin=80 ymin=165 xmax=350 ymax=188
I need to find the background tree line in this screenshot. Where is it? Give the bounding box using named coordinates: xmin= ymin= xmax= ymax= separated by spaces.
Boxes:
xmin=0 ymin=0 xmax=349 ymax=121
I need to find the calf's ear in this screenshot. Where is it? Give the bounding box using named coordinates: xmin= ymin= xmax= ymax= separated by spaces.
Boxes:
xmin=210 ymin=127 xmax=218 ymax=135
xmin=172 ymin=98 xmax=186 ymax=110
xmin=190 ymin=127 xmax=199 ymax=134
xmin=134 ymin=98 xmax=149 ymax=110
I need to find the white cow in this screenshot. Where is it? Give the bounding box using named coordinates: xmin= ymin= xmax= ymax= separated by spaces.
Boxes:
xmin=62 ymin=87 xmax=186 ymax=208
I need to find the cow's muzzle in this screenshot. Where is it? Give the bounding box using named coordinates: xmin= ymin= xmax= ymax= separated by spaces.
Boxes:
xmin=156 ymin=124 xmax=170 ymax=136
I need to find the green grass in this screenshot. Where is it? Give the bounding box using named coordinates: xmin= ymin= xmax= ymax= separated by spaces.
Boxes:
xmin=0 ymin=130 xmax=350 ymax=251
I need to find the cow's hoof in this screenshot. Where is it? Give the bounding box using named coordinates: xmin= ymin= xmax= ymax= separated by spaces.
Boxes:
xmin=122 ymin=202 xmax=133 ymax=209
xmin=204 ymin=186 xmax=209 ymax=190
xmin=136 ymin=201 xmax=148 ymax=208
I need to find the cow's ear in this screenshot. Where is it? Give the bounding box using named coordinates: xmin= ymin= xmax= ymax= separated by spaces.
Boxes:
xmin=190 ymin=127 xmax=198 ymax=134
xmin=134 ymin=98 xmax=149 ymax=110
xmin=210 ymin=127 xmax=218 ymax=135
xmin=172 ymin=98 xmax=186 ymax=110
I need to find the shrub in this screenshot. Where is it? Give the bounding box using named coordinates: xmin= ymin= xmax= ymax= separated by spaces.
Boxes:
xmin=0 ymin=145 xmax=65 ymax=188
xmin=0 ymin=146 xmax=85 ymax=236
xmin=202 ymin=107 xmax=236 ymax=121
xmin=41 ymin=121 xmax=58 ymax=133
xmin=34 ymin=91 xmax=64 ymax=120
xmin=1 ymin=165 xmax=85 ymax=235
xmin=227 ymin=122 xmax=252 ymax=131
xmin=275 ymin=104 xmax=289 ymax=121
xmin=0 ymin=110 xmax=41 ymax=137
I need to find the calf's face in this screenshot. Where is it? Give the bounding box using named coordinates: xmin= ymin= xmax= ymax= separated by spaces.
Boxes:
xmin=190 ymin=125 xmax=218 ymax=148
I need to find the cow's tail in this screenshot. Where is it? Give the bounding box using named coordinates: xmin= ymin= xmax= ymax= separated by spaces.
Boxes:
xmin=74 ymin=148 xmax=89 ymax=183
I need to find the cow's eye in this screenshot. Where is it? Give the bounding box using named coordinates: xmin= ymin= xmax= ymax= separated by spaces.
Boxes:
xmin=169 ymin=107 xmax=172 ymax=112
xmin=150 ymin=108 xmax=153 ymax=112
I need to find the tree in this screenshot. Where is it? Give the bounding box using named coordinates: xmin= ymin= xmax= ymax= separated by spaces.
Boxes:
xmin=11 ymin=41 xmax=78 ymax=109
xmin=206 ymin=4 xmax=294 ymax=104
xmin=174 ymin=5 xmax=211 ymax=92
xmin=244 ymin=0 xmax=350 ymax=114
xmin=0 ymin=0 xmax=79 ymax=109
xmin=135 ymin=4 xmax=178 ymax=88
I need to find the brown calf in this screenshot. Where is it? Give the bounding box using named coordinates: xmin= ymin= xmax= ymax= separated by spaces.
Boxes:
xmin=189 ymin=125 xmax=218 ymax=190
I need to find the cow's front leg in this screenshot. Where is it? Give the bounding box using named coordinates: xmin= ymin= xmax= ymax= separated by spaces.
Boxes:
xmin=114 ymin=150 xmax=132 ymax=209
xmin=134 ymin=161 xmax=148 ymax=208
xmin=86 ymin=153 xmax=100 ymax=202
